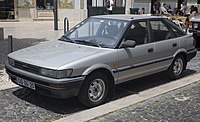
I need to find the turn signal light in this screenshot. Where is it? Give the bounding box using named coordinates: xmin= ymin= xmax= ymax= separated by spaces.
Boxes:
xmin=49 ymin=84 xmax=66 ymax=89
xmin=189 ymin=21 xmax=193 ymax=28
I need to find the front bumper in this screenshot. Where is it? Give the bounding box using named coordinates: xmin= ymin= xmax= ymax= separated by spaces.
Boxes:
xmin=5 ymin=63 xmax=85 ymax=99
xmin=189 ymin=28 xmax=200 ymax=35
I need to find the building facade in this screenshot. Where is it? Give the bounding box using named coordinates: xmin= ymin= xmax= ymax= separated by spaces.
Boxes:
xmin=0 ymin=0 xmax=199 ymax=21
xmin=0 ymin=0 xmax=87 ymax=21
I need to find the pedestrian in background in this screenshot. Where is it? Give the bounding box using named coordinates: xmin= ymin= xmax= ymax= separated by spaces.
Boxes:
xmin=106 ymin=0 xmax=114 ymax=14
xmin=190 ymin=6 xmax=198 ymax=18
xmin=153 ymin=0 xmax=161 ymax=14
xmin=161 ymin=3 xmax=171 ymax=16
xmin=180 ymin=2 xmax=186 ymax=15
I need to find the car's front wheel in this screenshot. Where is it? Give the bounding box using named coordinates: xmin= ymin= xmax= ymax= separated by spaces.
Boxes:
xmin=167 ymin=55 xmax=186 ymax=79
xmin=78 ymin=72 xmax=109 ymax=107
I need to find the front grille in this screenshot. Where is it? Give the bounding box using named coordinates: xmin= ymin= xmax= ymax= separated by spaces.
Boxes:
xmin=14 ymin=60 xmax=41 ymax=74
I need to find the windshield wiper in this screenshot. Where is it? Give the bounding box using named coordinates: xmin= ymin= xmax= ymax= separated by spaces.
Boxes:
xmin=75 ymin=40 xmax=101 ymax=47
xmin=58 ymin=36 xmax=76 ymax=43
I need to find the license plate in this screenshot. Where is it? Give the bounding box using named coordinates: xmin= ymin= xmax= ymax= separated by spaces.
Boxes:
xmin=15 ymin=77 xmax=35 ymax=90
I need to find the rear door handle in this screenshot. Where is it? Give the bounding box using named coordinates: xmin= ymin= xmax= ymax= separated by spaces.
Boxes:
xmin=172 ymin=43 xmax=177 ymax=47
xmin=148 ymin=48 xmax=154 ymax=53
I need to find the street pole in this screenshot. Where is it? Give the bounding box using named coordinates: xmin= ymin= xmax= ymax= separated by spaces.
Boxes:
xmin=185 ymin=0 xmax=188 ymax=6
xmin=8 ymin=35 xmax=13 ymax=53
xmin=53 ymin=0 xmax=58 ymax=30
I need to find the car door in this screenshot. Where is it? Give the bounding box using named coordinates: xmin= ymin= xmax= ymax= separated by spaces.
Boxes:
xmin=149 ymin=19 xmax=179 ymax=70
xmin=116 ymin=20 xmax=156 ymax=84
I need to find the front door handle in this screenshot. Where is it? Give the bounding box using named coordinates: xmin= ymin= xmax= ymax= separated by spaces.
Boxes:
xmin=172 ymin=43 xmax=177 ymax=47
xmin=148 ymin=48 xmax=154 ymax=53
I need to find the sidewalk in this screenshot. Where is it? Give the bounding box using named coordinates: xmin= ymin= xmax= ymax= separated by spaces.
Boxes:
xmin=0 ymin=21 xmax=79 ymax=40
xmin=0 ymin=68 xmax=17 ymax=90
xmin=0 ymin=20 xmax=79 ymax=41
xmin=0 ymin=20 xmax=79 ymax=90
xmin=91 ymin=79 xmax=200 ymax=121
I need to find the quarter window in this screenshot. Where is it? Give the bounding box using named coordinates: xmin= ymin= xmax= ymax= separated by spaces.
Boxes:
xmin=150 ymin=20 xmax=174 ymax=42
xmin=163 ymin=19 xmax=186 ymax=37
xmin=169 ymin=25 xmax=186 ymax=37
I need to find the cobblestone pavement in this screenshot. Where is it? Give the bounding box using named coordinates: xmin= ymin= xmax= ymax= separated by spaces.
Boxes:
xmin=0 ymin=51 xmax=199 ymax=121
xmin=90 ymin=80 xmax=200 ymax=122
xmin=0 ymin=88 xmax=85 ymax=122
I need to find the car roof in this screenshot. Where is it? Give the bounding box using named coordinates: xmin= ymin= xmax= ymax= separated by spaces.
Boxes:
xmin=92 ymin=14 xmax=164 ymax=21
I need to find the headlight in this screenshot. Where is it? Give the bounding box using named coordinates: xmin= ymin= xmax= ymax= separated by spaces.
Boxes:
xmin=193 ymin=23 xmax=198 ymax=29
xmin=40 ymin=68 xmax=73 ymax=78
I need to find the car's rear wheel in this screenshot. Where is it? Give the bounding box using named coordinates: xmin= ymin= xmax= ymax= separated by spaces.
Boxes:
xmin=167 ymin=55 xmax=186 ymax=79
xmin=78 ymin=72 xmax=109 ymax=107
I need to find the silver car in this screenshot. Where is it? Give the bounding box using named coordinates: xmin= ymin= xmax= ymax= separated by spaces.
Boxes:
xmin=6 ymin=15 xmax=197 ymax=107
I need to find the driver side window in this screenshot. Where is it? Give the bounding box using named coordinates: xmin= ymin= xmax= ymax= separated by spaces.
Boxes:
xmin=125 ymin=21 xmax=149 ymax=46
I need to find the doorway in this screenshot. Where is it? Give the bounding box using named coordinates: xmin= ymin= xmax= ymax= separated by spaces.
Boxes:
xmin=0 ymin=0 xmax=14 ymax=19
xmin=87 ymin=0 xmax=125 ymax=17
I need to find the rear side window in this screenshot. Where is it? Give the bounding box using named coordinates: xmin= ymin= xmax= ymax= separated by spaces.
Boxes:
xmin=164 ymin=19 xmax=186 ymax=37
xmin=150 ymin=20 xmax=175 ymax=42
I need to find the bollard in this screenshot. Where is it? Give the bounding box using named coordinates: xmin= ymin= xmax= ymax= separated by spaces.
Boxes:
xmin=64 ymin=17 xmax=69 ymax=34
xmin=8 ymin=35 xmax=13 ymax=53
xmin=0 ymin=28 xmax=4 ymax=40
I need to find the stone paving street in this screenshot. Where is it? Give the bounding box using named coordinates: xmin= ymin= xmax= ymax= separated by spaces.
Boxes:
xmin=91 ymin=80 xmax=200 ymax=122
xmin=0 ymin=88 xmax=84 ymax=122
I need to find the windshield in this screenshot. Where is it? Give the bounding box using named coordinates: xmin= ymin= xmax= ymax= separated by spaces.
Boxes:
xmin=60 ymin=18 xmax=128 ymax=48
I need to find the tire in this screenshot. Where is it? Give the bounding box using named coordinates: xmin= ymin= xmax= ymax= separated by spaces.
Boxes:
xmin=167 ymin=55 xmax=186 ymax=80
xmin=78 ymin=72 xmax=109 ymax=107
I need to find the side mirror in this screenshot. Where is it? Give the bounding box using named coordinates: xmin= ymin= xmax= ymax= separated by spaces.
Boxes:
xmin=120 ymin=40 xmax=136 ymax=48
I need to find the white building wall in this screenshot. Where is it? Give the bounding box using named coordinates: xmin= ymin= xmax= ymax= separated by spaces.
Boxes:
xmin=187 ymin=0 xmax=198 ymax=5
xmin=14 ymin=0 xmax=199 ymax=22
xmin=15 ymin=0 xmax=87 ymax=22
xmin=126 ymin=0 xmax=132 ymax=14
xmin=98 ymin=0 xmax=104 ymax=6
xmin=133 ymin=0 xmax=150 ymax=14
xmin=58 ymin=0 xmax=87 ymax=22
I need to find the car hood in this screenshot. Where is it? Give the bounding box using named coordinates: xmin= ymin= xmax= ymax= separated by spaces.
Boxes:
xmin=8 ymin=41 xmax=107 ymax=69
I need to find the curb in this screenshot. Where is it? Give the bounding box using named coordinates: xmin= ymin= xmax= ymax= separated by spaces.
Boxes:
xmin=0 ymin=80 xmax=19 ymax=91
xmin=54 ymin=73 xmax=200 ymax=122
xmin=0 ymin=69 xmax=19 ymax=91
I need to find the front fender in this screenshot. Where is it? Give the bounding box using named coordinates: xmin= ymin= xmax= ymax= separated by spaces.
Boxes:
xmin=82 ymin=63 xmax=115 ymax=77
